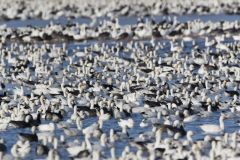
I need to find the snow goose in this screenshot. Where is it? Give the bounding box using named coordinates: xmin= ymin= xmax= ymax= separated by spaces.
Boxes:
xmin=82 ymin=122 xmax=99 ymax=136
xmin=98 ymin=109 xmax=111 ymax=128
xmin=0 ymin=122 xmax=8 ymax=131
xmin=36 ymin=144 xmax=49 ymax=156
xmin=11 ymin=140 xmax=31 ymax=158
xmin=140 ymin=119 xmax=149 ymax=128
xmin=200 ymin=114 xmax=226 ymax=134
xmin=76 ymin=116 xmax=83 ymax=130
xmin=38 ymin=122 xmax=55 ymax=132
xmin=183 ymin=110 xmax=199 ymax=123
xmin=47 ymin=149 xmax=60 ymax=160
xmin=118 ymin=118 xmax=134 ymax=134
xmin=205 ymin=37 xmax=216 ymax=47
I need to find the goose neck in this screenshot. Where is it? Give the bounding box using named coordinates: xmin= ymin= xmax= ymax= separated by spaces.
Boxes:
xmin=219 ymin=117 xmax=224 ymax=130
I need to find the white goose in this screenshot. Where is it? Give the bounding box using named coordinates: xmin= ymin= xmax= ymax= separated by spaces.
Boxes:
xmin=118 ymin=118 xmax=134 ymax=134
xmin=98 ymin=109 xmax=111 ymax=128
xmin=200 ymin=114 xmax=226 ymax=134
xmin=38 ymin=123 xmax=55 ymax=132
xmin=11 ymin=140 xmax=31 ymax=158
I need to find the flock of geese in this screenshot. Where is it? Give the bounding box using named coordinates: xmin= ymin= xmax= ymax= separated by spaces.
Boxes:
xmin=1 ymin=0 xmax=240 ymax=20
xmin=0 ymin=0 xmax=239 ymax=159
xmin=1 ymin=16 xmax=240 ymax=44
xmin=0 ymin=16 xmax=239 ymax=159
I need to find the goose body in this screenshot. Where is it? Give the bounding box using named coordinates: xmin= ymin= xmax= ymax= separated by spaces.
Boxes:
xmin=183 ymin=115 xmax=199 ymax=123
xmin=38 ymin=123 xmax=55 ymax=132
xmin=200 ymin=114 xmax=225 ymax=133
